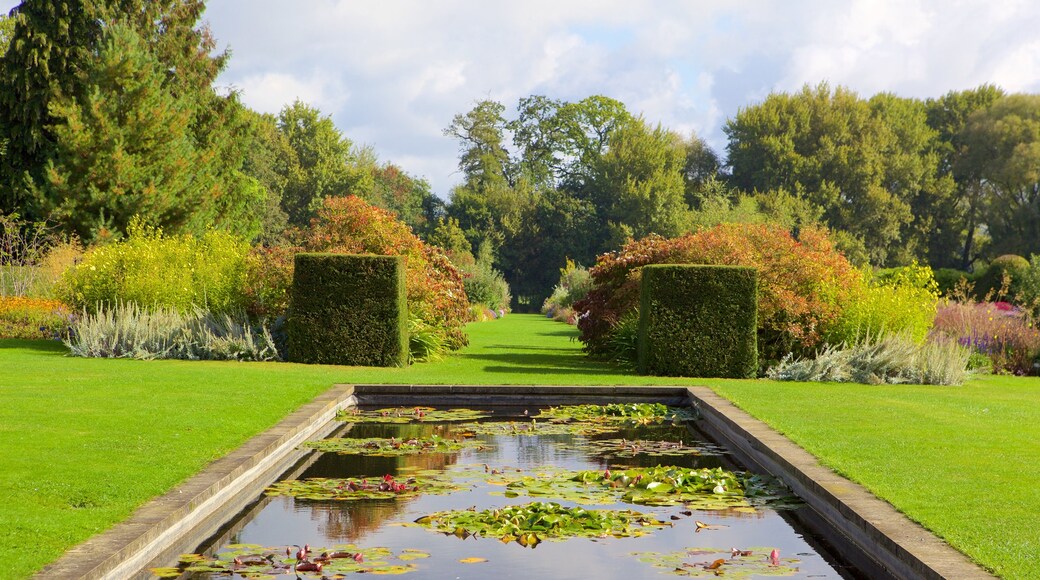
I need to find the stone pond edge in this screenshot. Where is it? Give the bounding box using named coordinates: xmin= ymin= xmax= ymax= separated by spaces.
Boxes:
xmin=34 ymin=383 xmax=995 ymax=579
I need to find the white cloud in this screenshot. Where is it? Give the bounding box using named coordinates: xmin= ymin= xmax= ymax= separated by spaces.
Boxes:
xmin=232 ymin=72 xmax=348 ymax=116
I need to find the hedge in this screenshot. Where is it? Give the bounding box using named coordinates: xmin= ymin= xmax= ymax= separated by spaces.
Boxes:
xmin=637 ymin=265 xmax=757 ymax=378
xmin=287 ymin=253 xmax=408 ymax=366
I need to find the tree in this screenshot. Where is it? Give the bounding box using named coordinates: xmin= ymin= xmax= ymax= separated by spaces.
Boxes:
xmin=590 ymin=117 xmax=690 ymax=242
xmin=926 ymin=85 xmax=1005 ymax=268
xmin=725 ymin=84 xmax=938 ymax=265
xmin=365 ymin=162 xmax=437 ymax=234
xmin=0 ymin=0 xmax=102 ymax=216
xmin=277 ymin=100 xmax=370 ymax=227
xmin=959 ymin=94 xmax=1040 ymax=258
xmin=444 ymin=99 xmax=512 ymax=191
xmin=0 ymin=0 xmax=258 ymax=240
xmin=44 ymin=23 xmax=209 ymax=239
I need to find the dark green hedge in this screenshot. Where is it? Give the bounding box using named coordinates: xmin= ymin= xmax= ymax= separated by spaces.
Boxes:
xmin=637 ymin=265 xmax=757 ymax=378
xmin=287 ymin=253 xmax=408 ymax=367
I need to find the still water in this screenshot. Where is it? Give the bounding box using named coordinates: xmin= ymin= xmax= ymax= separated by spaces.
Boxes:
xmin=180 ymin=409 xmax=857 ymax=579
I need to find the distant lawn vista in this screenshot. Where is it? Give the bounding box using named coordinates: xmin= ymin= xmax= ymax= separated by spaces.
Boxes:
xmin=1 ymin=314 xmax=1037 ymax=577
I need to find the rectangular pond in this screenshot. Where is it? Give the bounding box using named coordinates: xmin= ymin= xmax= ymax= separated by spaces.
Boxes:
xmin=158 ymin=404 xmax=863 ymax=579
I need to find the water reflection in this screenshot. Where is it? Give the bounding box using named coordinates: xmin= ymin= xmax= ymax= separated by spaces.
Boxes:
xmin=185 ymin=408 xmax=856 ymax=579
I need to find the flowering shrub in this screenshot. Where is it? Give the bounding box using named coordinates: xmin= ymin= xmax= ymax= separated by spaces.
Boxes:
xmin=301 ymin=196 xmax=469 ymax=352
xmin=575 ymin=224 xmax=860 ymax=362
xmin=459 ymin=261 xmax=511 ymax=313
xmin=0 ymin=296 xmax=73 ymax=339
xmin=826 ymin=262 xmax=939 ymax=346
xmin=932 ymin=301 xmax=1040 ymax=375
xmin=57 ymin=221 xmax=250 ymax=314
xmin=542 ymin=260 xmax=593 ymax=324
xmin=243 ymin=245 xmax=299 ymax=320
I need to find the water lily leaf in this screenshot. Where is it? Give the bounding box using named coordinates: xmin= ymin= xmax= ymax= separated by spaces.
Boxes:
xmin=266 ymin=473 xmax=464 ymax=501
xmin=459 ymin=557 xmax=488 ymax=563
xmin=632 ymin=547 xmax=800 ymax=577
xmin=535 ymin=403 xmax=697 ymax=425
xmin=337 ymin=407 xmax=491 ymax=424
xmin=397 ymin=549 xmax=430 ymax=561
xmin=170 ymin=545 xmax=422 ymax=576
xmin=149 ymin=567 xmax=181 ymax=578
xmin=304 ymin=435 xmax=485 ymax=457
xmin=413 ymin=501 xmax=669 ymax=546
xmin=454 ymin=419 xmax=616 ymax=437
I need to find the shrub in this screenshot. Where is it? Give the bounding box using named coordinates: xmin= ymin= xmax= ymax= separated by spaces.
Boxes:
xmin=57 ymin=221 xmax=250 ymax=314
xmin=767 ymin=332 xmax=970 ymax=385
xmin=576 ymin=223 xmax=860 ymax=363
xmin=638 ymin=265 xmax=758 ymax=378
xmin=1018 ymin=254 xmax=1040 ymax=316
xmin=459 ymin=260 xmax=511 ymax=313
xmin=287 ymin=253 xmax=409 ymax=367
xmin=300 ymin=196 xmax=469 ymax=353
xmin=933 ymin=268 xmax=971 ymax=298
xmin=243 ymin=245 xmax=298 ymax=320
xmin=975 ymin=254 xmax=1031 ymax=300
xmin=826 ymin=262 xmax=939 ymax=346
xmin=931 ymin=301 xmax=1040 ymax=375
xmin=64 ymin=302 xmax=280 ymax=361
xmin=542 ymin=260 xmax=593 ymax=323
xmin=0 ymin=296 xmax=73 ymax=339
xmin=0 ymin=212 xmax=56 ymax=297
xmin=34 ymin=239 xmax=84 ymax=297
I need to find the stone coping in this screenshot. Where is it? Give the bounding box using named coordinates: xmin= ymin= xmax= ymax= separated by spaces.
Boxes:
xmin=687 ymin=386 xmax=994 ymax=580
xmin=35 ymin=385 xmax=356 ymax=580
xmin=34 ymin=383 xmax=994 ymax=579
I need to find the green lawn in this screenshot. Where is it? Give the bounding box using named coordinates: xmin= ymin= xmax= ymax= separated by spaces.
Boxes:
xmin=711 ymin=376 xmax=1040 ymax=579
xmin=2 ymin=313 xmax=1038 ymax=578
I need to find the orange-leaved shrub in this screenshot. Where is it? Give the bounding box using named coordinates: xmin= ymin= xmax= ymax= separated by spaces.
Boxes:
xmin=300 ymin=196 xmax=469 ymax=351
xmin=575 ymin=223 xmax=861 ymax=363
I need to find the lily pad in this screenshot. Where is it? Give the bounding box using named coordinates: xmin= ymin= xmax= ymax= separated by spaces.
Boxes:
xmin=496 ymin=466 xmax=800 ymax=509
xmin=632 ymin=547 xmax=800 ymax=577
xmin=168 ymin=544 xmax=420 ymax=577
xmin=536 ymin=403 xmax=697 ymax=425
xmin=454 ymin=419 xmax=617 ymax=437
xmin=304 ymin=434 xmax=487 ymax=456
xmin=266 ymin=473 xmax=464 ymax=501
xmin=559 ymin=437 xmax=728 ymax=459
xmin=337 ymin=407 xmax=492 ymax=424
xmin=413 ymin=501 xmax=670 ymax=546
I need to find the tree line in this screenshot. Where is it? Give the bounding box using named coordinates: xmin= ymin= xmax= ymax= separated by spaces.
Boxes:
xmin=2 ymin=2 xmax=1039 ymax=310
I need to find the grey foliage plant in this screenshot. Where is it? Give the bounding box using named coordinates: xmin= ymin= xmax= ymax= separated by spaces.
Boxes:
xmin=767 ymin=332 xmax=970 ymax=386
xmin=65 ymin=302 xmax=281 ymax=361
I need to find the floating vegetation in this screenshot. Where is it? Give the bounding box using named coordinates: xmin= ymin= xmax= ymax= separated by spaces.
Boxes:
xmin=304 ymin=434 xmax=487 ymax=456
xmin=412 ymin=501 xmax=670 ymax=547
xmin=558 ymin=437 xmax=728 ymax=459
xmin=536 ymin=403 xmax=697 ymax=425
xmin=632 ymin=547 xmax=800 ymax=577
xmin=455 ymin=419 xmax=617 ymax=437
xmin=496 ymin=466 xmax=800 ymax=509
xmin=336 ymin=406 xmax=492 ymax=424
xmin=154 ymin=544 xmax=423 ymax=577
xmin=266 ymin=472 xmax=463 ymax=501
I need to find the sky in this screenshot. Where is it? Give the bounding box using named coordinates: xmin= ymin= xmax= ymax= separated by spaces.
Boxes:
xmin=6 ymin=1 xmax=1040 ymax=199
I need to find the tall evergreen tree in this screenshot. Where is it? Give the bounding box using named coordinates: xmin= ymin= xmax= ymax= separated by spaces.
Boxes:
xmin=0 ymin=0 xmax=259 ymax=240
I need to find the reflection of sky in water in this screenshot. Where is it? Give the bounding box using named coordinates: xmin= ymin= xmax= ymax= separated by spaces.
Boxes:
xmin=199 ymin=418 xmax=855 ymax=579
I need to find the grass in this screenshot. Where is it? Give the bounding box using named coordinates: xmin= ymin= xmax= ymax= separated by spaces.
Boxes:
xmin=711 ymin=376 xmax=1040 ymax=579
xmin=0 ymin=314 xmax=706 ymax=578
xmin=3 ymin=313 xmax=1039 ymax=577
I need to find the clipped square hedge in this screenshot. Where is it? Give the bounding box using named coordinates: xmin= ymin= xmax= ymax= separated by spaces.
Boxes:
xmin=287 ymin=253 xmax=408 ymax=367
xmin=637 ymin=264 xmax=757 ymax=378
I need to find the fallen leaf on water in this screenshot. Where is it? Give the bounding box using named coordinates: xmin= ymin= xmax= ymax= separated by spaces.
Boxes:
xmin=459 ymin=557 xmax=488 ymax=564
